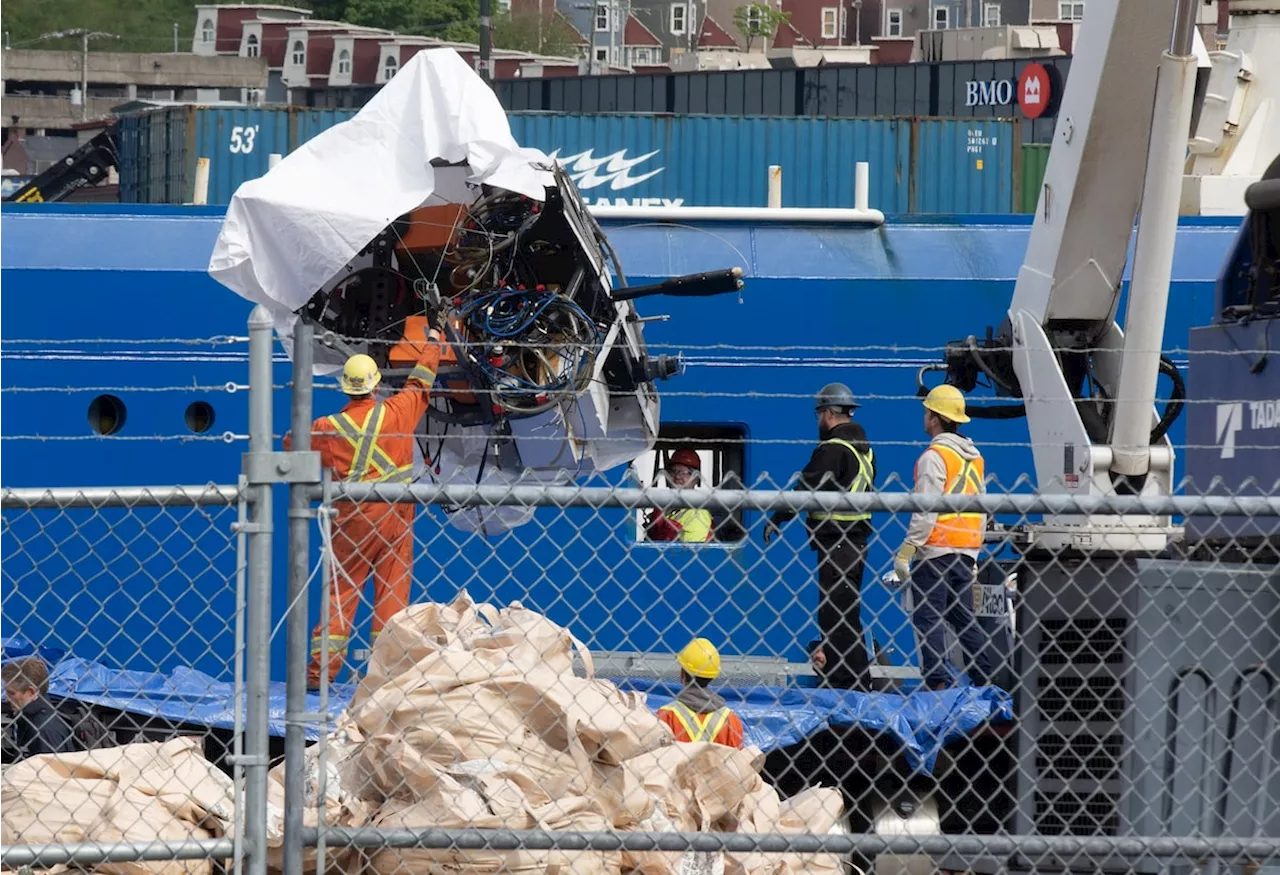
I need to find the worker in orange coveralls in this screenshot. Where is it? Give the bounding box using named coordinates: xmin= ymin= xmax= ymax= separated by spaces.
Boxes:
xmin=284 ymin=327 xmax=442 ymax=689
xmin=657 ymin=638 xmax=745 ymax=748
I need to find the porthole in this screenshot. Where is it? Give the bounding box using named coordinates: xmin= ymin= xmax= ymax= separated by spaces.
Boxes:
xmin=184 ymin=400 xmax=217 ymax=434
xmin=88 ymin=395 xmax=127 ymax=436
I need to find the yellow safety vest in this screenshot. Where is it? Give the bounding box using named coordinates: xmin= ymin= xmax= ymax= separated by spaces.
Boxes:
xmin=925 ymin=444 xmax=986 ymax=550
xmin=658 ymin=701 xmax=734 ymax=743
xmin=326 ymin=402 xmax=414 ymax=484
xmin=808 ymin=439 xmax=875 ymax=523
xmin=668 ymin=507 xmax=713 ymax=542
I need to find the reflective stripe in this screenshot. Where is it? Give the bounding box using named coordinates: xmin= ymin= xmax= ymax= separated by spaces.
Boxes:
xmin=926 ymin=444 xmax=986 ymax=550
xmin=409 ymin=363 xmax=437 ymax=385
xmin=326 ymin=403 xmax=413 ymax=484
xmin=310 ymin=634 xmax=349 ymax=655
xmin=808 ymin=439 xmax=875 ymax=523
xmin=669 ymin=508 xmax=713 ymax=542
xmin=659 ymin=702 xmax=734 ymax=743
xmin=349 ymin=405 xmax=385 ymax=481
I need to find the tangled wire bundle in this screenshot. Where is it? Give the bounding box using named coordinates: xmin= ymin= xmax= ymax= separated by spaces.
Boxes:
xmin=455 ymin=286 xmax=601 ymax=416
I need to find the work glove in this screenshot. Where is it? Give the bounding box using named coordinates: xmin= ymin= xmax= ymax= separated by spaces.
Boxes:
xmin=763 ymin=519 xmax=783 ymax=545
xmin=893 ymin=543 xmax=917 ymax=584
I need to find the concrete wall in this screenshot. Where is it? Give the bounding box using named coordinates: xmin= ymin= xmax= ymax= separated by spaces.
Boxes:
xmin=4 ymin=95 xmax=127 ymax=132
xmin=2 ymin=50 xmax=268 ymax=87
xmin=3 ymin=50 xmax=269 ymax=134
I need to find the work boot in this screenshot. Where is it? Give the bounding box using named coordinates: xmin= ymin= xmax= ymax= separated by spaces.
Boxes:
xmin=306 ymin=653 xmax=346 ymax=691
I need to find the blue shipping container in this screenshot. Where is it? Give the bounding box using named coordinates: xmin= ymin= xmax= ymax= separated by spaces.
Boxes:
xmin=118 ymin=106 xmax=292 ymax=205
xmin=508 ymin=114 xmax=913 ymax=211
xmin=118 ymin=107 xmax=1018 ymax=213
xmin=293 ymin=108 xmax=360 ymax=151
xmin=507 ymin=114 xmax=1017 ymax=213
xmin=911 ymin=118 xmax=1017 ymax=213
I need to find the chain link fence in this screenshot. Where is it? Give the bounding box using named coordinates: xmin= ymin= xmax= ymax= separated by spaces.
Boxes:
xmin=3 ymin=308 xmax=1278 ymax=875
xmin=1 ymin=486 xmax=248 ymax=875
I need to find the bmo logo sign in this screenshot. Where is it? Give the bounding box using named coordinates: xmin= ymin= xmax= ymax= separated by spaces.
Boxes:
xmin=964 ymin=79 xmax=1015 ymax=108
xmin=962 ymin=62 xmax=1056 ymax=118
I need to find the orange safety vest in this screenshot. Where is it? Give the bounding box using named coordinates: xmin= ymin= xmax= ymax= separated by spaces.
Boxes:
xmin=657 ymin=702 xmax=743 ymax=747
xmin=924 ymin=443 xmax=986 ymax=550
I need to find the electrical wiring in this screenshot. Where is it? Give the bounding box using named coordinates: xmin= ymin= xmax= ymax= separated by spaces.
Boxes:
xmin=454 ymin=286 xmax=602 ymax=415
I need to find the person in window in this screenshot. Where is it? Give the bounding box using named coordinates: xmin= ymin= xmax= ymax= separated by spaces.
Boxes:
xmin=656 ymin=638 xmax=745 ymax=748
xmin=645 ymin=447 xmax=714 ymax=543
xmin=2 ymin=657 xmax=77 ymax=762
xmin=763 ymin=382 xmax=876 ymax=690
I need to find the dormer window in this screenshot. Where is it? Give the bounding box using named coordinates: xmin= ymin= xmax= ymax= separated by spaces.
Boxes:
xmin=382 ymin=55 xmax=399 ymax=81
xmin=246 ymin=34 xmax=259 ymax=57
xmin=337 ymin=49 xmax=351 ymax=74
xmin=201 ymin=19 xmax=215 ymax=43
xmin=291 ymin=40 xmax=306 ymax=65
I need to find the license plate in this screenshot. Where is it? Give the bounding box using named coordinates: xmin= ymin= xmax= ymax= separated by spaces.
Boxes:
xmin=972 ymin=584 xmax=1009 ymax=618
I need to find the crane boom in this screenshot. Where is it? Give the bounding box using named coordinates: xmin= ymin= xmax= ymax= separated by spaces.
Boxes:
xmin=928 ymin=0 xmax=1202 ymax=554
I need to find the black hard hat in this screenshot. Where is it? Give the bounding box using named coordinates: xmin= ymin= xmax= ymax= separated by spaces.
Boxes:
xmin=815 ymin=382 xmax=859 ymax=412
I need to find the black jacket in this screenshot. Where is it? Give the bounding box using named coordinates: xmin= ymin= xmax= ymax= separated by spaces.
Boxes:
xmin=6 ymin=697 xmax=77 ymax=762
xmin=771 ymin=421 xmax=877 ymax=545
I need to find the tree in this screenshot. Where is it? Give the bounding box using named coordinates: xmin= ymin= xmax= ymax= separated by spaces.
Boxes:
xmin=732 ymin=2 xmax=788 ymax=50
xmin=345 ymin=0 xmax=479 ymax=41
xmin=309 ymin=0 xmax=350 ymax=23
xmin=492 ymin=9 xmax=582 ymax=58
xmin=2 ymin=0 xmax=202 ymax=53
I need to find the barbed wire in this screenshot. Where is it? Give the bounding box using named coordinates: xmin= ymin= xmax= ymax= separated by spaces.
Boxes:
xmin=1 ymin=337 xmax=1271 ymax=356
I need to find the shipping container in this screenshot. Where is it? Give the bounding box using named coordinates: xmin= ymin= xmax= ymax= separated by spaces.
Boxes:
xmin=910 ymin=118 xmax=1018 ymax=214
xmin=118 ymin=106 xmax=291 ymax=205
xmin=507 ymin=114 xmax=1018 ymax=214
xmin=508 ymin=114 xmax=912 ymax=211
xmin=1019 ymin=143 xmax=1051 ymax=214
xmin=118 ymin=108 xmax=1019 ymax=213
xmin=494 ymin=56 xmax=1070 ymax=144
xmin=293 ymin=108 xmax=360 ymax=150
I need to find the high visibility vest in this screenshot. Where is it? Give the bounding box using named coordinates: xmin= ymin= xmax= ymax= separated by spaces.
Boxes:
xmin=925 ymin=443 xmax=985 ymax=550
xmin=808 ymin=439 xmax=875 ymax=523
xmin=326 ymin=402 xmax=414 ymax=484
xmin=668 ymin=508 xmax=713 ymax=542
xmin=658 ymin=701 xmax=735 ymax=744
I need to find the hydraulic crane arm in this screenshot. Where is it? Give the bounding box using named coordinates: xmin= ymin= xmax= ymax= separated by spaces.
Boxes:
xmin=5 ymin=127 xmax=119 ymax=204
xmin=926 ymin=0 xmax=1202 ymax=554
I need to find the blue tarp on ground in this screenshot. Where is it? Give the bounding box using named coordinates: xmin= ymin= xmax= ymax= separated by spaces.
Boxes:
xmin=621 ymin=678 xmax=1013 ymax=772
xmin=2 ymin=640 xmax=1013 ymax=773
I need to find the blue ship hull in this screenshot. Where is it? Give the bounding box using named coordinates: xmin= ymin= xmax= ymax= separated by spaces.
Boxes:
xmin=0 ymin=206 xmax=1240 ymax=683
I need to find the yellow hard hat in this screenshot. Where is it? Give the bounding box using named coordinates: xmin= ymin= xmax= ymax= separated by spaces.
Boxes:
xmin=923 ymin=384 xmax=970 ymax=424
xmin=677 ymin=638 xmax=722 ymax=680
xmin=340 ymin=354 xmax=382 ymax=396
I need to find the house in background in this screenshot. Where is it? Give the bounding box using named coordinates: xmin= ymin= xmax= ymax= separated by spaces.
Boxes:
xmin=193 ymin=2 xmax=599 ymax=106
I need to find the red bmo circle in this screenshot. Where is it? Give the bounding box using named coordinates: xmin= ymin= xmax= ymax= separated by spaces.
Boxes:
xmin=1018 ymin=63 xmax=1051 ymax=118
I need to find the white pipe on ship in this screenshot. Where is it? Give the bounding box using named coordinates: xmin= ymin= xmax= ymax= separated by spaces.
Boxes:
xmin=855 ymin=161 xmax=870 ymax=212
xmin=192 ymin=157 xmax=211 ymax=206
xmin=589 ymin=205 xmax=885 ymax=225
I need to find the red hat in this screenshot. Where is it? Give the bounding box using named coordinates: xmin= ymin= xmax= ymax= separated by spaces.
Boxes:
xmin=668 ymin=448 xmax=701 ymax=471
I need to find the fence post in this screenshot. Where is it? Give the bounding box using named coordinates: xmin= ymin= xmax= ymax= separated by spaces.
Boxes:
xmin=244 ymin=304 xmax=275 ymax=875
xmin=767 ymin=165 xmax=783 ymax=208
xmin=283 ymin=318 xmax=316 ymax=875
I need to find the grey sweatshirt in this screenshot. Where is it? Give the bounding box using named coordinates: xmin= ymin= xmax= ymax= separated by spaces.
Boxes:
xmin=904 ymin=432 xmax=985 ymax=561
xmin=675 ymin=682 xmax=729 ymax=714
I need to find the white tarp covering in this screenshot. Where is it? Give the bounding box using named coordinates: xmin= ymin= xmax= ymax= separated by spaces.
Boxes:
xmin=206 ymin=49 xmax=555 ymax=322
